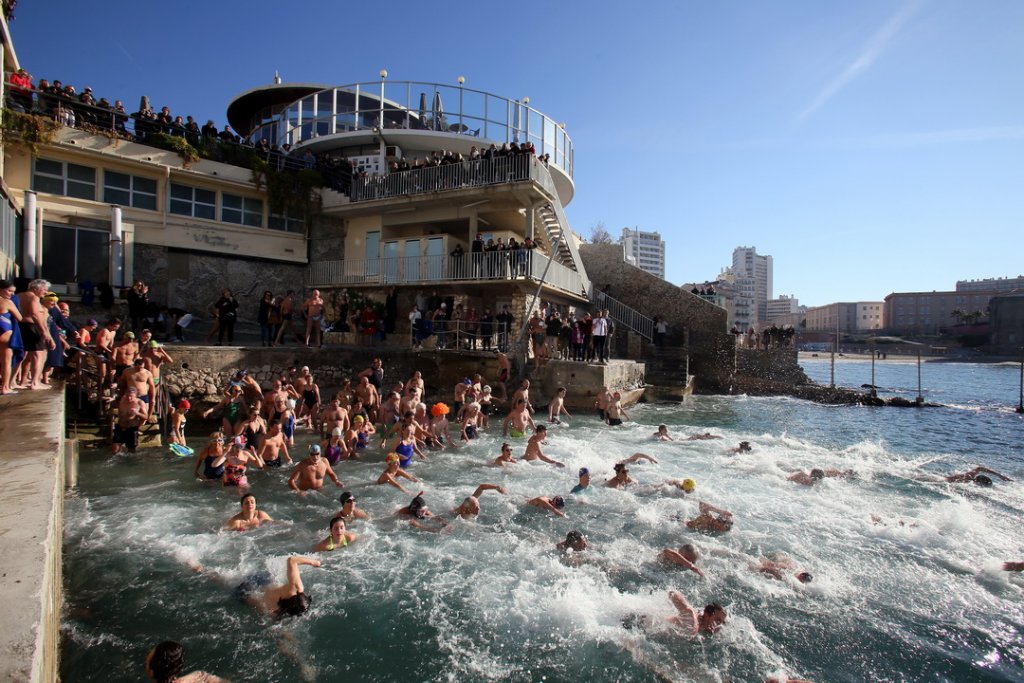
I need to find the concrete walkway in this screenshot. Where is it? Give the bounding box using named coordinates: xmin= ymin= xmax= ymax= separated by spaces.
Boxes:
xmin=0 ymin=383 xmax=65 ymax=683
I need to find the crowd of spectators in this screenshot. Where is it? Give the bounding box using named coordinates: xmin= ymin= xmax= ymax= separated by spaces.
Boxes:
xmin=732 ymin=324 xmax=796 ymax=349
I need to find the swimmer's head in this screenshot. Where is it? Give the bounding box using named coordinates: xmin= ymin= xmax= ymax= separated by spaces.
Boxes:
xmin=658 ymin=424 xmax=668 ymax=433
xmin=796 ymin=571 xmax=814 ymax=584
xmin=482 ymin=385 xmax=492 ymax=394
xmin=386 ymin=452 xmax=400 ymax=465
xmin=339 ymin=492 xmax=355 ymax=507
xmin=535 ymin=424 xmax=547 ymax=433
xmin=680 ymin=478 xmax=697 ymax=493
xmin=177 ymin=399 xmax=191 ymax=411
xmin=563 ymin=530 xmax=587 ymax=552
xmin=240 ymin=493 xmax=256 ymax=508
xmin=232 ymin=436 xmax=245 ymax=447
xmin=614 ymin=463 xmax=628 ymax=474
xmin=331 ymin=427 xmax=343 ymax=437
xmin=146 ymin=641 xmax=185 ymax=682
xmin=353 ymin=415 xmax=364 ymax=423
xmin=974 ymin=475 xmax=993 ymax=487
xmin=277 ymin=592 xmax=311 ymax=617
xmin=810 ymin=468 xmax=826 ymax=480
xmin=329 ymin=516 xmax=346 ymax=533
xmin=463 ymin=378 xmax=472 ymax=385
xmin=409 ymin=494 xmax=428 ymax=518
xmin=133 ymin=358 xmax=145 ymax=366
xmin=578 ymin=467 xmax=590 ymax=479
xmin=701 ymin=603 xmax=727 ymax=632
xmin=552 ymin=496 xmax=566 ymax=510
xmin=210 ymin=431 xmax=225 ymax=443
xmin=738 ymin=441 xmax=751 ymax=452
xmin=286 ymin=398 xmax=296 ymax=410
xmin=460 ymin=496 xmax=481 ymax=515
xmin=309 ymin=444 xmax=321 ymax=456
xmin=680 ymin=543 xmax=699 ymax=563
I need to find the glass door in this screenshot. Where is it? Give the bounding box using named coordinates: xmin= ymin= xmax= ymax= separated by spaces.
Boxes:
xmin=404 ymin=239 xmax=421 ymax=282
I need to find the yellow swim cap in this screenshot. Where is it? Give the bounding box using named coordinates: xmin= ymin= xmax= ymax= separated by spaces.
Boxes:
xmin=680 ymin=478 xmax=696 ymax=492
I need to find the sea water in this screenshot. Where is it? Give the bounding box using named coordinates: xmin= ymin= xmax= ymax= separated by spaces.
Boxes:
xmin=61 ymin=360 xmax=1024 ymax=682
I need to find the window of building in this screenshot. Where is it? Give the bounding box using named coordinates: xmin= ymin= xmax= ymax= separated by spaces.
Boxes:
xmin=103 ymin=171 xmax=157 ymax=210
xmin=169 ymin=183 xmax=216 ymax=219
xmin=269 ymin=211 xmax=304 ymax=233
xmin=41 ymin=224 xmax=109 ymax=284
xmin=33 ymin=158 xmax=96 ymax=200
xmin=222 ymin=193 xmax=264 ymax=228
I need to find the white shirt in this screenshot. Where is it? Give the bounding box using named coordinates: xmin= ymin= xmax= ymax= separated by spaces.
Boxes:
xmin=592 ymin=317 xmax=609 ymax=336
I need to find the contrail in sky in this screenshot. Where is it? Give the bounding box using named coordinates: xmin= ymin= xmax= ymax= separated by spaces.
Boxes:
xmin=795 ymin=0 xmax=926 ymax=125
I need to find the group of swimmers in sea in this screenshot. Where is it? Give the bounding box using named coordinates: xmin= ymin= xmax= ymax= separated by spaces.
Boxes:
xmin=150 ymin=359 xmax=1020 ymax=683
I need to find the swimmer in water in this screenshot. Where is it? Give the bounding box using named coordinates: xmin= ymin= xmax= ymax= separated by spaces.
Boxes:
xmin=312 ymin=515 xmax=357 ymax=552
xmin=527 ymin=494 xmax=567 ymax=518
xmin=571 ymin=467 xmax=591 ymax=494
xmin=685 ymin=431 xmax=721 ymax=441
xmin=653 ymin=424 xmax=673 ymax=441
xmin=660 ymin=543 xmax=704 ymax=577
xmin=521 ymin=425 xmax=565 ymax=467
xmin=750 ymin=554 xmax=813 ymax=584
xmin=667 ymin=590 xmax=727 ymax=635
xmin=1003 ymin=562 xmax=1024 ymax=571
xmin=557 ymin=529 xmax=588 ymax=554
xmin=729 ymin=440 xmax=752 ymax=453
xmin=606 ymin=453 xmax=658 ymax=488
xmin=287 ymin=444 xmax=343 ymax=493
xmin=502 ymin=397 xmax=536 ymax=438
xmin=944 ymin=466 xmax=1012 ymax=486
xmin=492 ymin=442 xmax=517 ymax=466
xmin=225 ymin=493 xmax=273 ymax=531
xmin=409 ymin=484 xmax=508 ymax=532
xmin=337 ymin=491 xmax=369 ymax=521
xmin=188 ymin=555 xmax=321 ymax=618
xmin=547 ymin=387 xmax=571 ymax=424
xmin=377 ymin=452 xmax=421 ymax=494
xmin=666 ymin=478 xmax=697 ymax=494
xmin=787 ymin=468 xmax=856 ymax=486
xmin=145 ymin=641 xmax=227 ymax=683
xmin=686 ymin=502 xmax=734 ymax=533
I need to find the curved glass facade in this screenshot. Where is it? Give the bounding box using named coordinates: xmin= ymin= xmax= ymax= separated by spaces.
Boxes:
xmin=248 ymin=81 xmax=573 ymax=177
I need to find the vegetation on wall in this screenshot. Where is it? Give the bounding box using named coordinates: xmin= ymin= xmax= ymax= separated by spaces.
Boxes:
xmin=1 ymin=109 xmax=59 ymax=155
xmin=146 ymin=132 xmax=202 ymax=167
xmin=250 ymin=157 xmax=324 ymax=230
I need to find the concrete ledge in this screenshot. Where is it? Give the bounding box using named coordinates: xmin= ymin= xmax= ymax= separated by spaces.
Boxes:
xmin=0 ymin=385 xmax=65 ymax=683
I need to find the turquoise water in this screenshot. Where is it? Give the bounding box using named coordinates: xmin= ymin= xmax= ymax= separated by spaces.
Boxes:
xmin=61 ymin=360 xmax=1024 ymax=682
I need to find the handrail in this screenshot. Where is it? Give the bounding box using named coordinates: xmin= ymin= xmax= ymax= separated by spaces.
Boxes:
xmin=350 ymin=154 xmax=537 ymax=202
xmin=592 ymin=290 xmax=655 ymax=341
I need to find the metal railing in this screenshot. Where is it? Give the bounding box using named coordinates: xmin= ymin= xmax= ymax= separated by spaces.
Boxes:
xmin=350 ymin=154 xmax=537 ymax=202
xmin=592 ymin=290 xmax=655 ymax=340
xmin=248 ymin=80 xmax=574 ymax=176
xmin=308 ymin=249 xmax=585 ymax=297
xmin=408 ymin=319 xmax=514 ymax=352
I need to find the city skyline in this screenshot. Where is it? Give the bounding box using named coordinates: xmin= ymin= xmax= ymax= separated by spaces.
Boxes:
xmin=9 ymin=1 xmax=1022 ymax=307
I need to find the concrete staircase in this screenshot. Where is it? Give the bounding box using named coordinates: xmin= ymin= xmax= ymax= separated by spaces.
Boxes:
xmin=643 ymin=345 xmax=695 ymax=400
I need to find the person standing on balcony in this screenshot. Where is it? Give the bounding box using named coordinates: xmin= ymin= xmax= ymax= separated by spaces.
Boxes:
xmin=471 ymin=234 xmax=484 ymax=278
xmin=465 ymin=307 xmax=480 ymax=349
xmin=214 ymin=289 xmax=239 ymax=346
xmin=409 ymin=303 xmax=423 ymax=349
xmin=126 ymin=280 xmax=150 ymax=335
xmin=603 ymin=309 xmax=616 ymax=360
xmin=433 ymin=303 xmax=449 ymax=350
xmin=496 ymin=305 xmax=514 ymax=351
xmin=592 ymin=311 xmax=609 ymax=364
xmin=580 ymin=313 xmax=594 ymax=363
xmin=450 ymin=244 xmax=466 ymax=279
xmin=479 ymin=307 xmax=494 ymax=350
xmin=275 ymin=291 xmax=300 ymax=346
xmin=302 ymin=289 xmax=325 ymax=348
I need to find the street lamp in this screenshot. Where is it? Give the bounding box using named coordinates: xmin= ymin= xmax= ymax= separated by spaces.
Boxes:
xmin=378 ymin=69 xmax=387 ymax=131
xmin=522 ymin=96 xmax=530 ymax=148
xmin=457 ymin=76 xmax=465 ymax=132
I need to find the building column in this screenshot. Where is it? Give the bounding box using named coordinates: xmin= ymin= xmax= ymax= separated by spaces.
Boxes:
xmin=110 ymin=205 xmax=123 ymax=288
xmin=22 ymin=190 xmax=37 ymax=278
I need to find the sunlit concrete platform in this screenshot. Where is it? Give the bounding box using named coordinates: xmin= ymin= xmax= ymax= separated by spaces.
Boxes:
xmin=0 ymin=384 xmax=65 ymax=683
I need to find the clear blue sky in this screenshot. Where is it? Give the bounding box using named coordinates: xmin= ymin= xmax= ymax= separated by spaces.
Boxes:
xmin=10 ymin=1 xmax=1022 ymax=306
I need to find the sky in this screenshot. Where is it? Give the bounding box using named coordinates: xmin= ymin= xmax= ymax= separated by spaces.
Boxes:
xmin=9 ymin=1 xmax=1023 ymax=307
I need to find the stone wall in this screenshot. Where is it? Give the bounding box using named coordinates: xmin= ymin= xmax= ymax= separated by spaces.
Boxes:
xmin=736 ymin=348 xmax=811 ymax=386
xmin=133 ymin=244 xmax=306 ymax=322
xmin=579 ymin=244 xmax=735 ymax=391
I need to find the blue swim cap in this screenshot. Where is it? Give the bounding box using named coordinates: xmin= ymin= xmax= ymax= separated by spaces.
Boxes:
xmin=579 ymin=467 xmax=590 ymax=477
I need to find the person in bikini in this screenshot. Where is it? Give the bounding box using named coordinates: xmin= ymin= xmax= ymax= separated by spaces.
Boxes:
xmin=312 ymin=515 xmax=357 ymax=552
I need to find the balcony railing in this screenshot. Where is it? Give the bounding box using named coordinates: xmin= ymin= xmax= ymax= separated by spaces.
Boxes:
xmin=350 ymin=154 xmax=540 ymax=202
xmin=249 ymin=80 xmax=573 ymax=176
xmin=592 ymin=290 xmax=654 ymax=340
xmin=308 ymin=249 xmax=586 ymax=298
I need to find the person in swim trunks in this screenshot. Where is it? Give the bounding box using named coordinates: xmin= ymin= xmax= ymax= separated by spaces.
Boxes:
xmin=522 ymin=425 xmax=564 ymax=467
xmin=258 ymin=422 xmax=292 ymax=468
xmin=302 ymin=289 xmax=325 ymax=348
xmin=312 ymin=515 xmax=357 ymax=552
xmin=190 ymin=555 xmax=320 ymax=618
xmin=605 ymin=391 xmax=628 ymax=426
xmin=502 ymin=398 xmax=536 ymax=437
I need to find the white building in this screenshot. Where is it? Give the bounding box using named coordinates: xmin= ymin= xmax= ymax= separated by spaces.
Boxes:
xmin=620 ymin=227 xmax=665 ymax=279
xmin=731 ymin=246 xmax=773 ymax=329
xmin=955 ymin=276 xmax=1024 ymax=293
xmin=767 ymin=295 xmax=801 ymax=323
